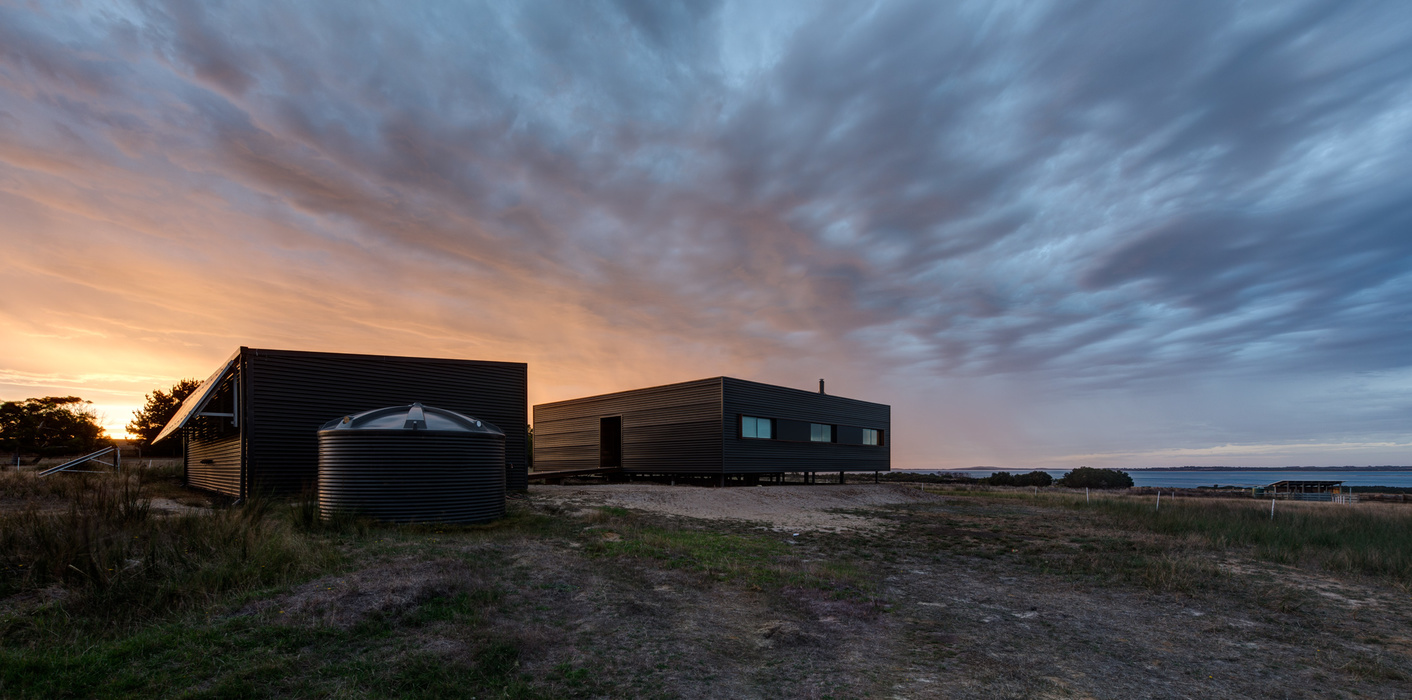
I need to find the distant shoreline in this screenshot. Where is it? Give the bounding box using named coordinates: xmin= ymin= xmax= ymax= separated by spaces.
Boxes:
xmin=1131 ymin=466 xmax=1412 ymax=472
xmin=916 ymin=466 xmax=1412 ymax=472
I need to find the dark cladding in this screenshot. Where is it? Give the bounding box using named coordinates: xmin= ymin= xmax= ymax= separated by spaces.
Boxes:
xmin=317 ymin=403 xmax=507 ymax=523
xmin=157 ymin=347 xmax=528 ymax=497
xmin=533 ymin=377 xmax=890 ymax=476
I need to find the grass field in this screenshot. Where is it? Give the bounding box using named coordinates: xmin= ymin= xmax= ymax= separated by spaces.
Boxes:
xmin=925 ymin=486 xmax=1412 ymax=587
xmin=3 ymin=470 xmax=1411 ymax=698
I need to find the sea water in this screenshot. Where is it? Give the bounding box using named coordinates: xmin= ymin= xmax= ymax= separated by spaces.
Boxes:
xmin=920 ymin=469 xmax=1412 ymax=489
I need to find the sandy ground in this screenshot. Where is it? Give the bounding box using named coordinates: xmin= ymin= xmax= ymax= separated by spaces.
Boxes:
xmin=532 ymin=482 xmax=940 ymax=533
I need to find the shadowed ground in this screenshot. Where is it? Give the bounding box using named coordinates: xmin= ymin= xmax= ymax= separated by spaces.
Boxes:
xmin=3 ymin=471 xmax=1410 ymax=698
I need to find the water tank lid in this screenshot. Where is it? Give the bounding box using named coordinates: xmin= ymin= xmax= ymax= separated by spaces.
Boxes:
xmin=319 ymin=403 xmax=504 ymax=436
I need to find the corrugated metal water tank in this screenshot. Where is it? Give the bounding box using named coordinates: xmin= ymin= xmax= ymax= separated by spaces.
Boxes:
xmin=318 ymin=403 xmax=505 ymax=523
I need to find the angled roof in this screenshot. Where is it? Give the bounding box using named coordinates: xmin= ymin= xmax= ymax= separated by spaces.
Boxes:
xmin=152 ymin=349 xmax=240 ymax=444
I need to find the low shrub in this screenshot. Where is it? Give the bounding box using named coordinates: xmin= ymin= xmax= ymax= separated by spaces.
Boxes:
xmin=1057 ymin=466 xmax=1133 ymax=489
xmin=983 ymin=470 xmax=1053 ymax=487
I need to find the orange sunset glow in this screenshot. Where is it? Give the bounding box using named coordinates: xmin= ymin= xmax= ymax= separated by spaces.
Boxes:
xmin=3 ymin=2 xmax=1411 ymax=469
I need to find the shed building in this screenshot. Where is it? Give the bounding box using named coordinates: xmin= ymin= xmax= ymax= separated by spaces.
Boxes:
xmin=154 ymin=347 xmax=527 ymax=498
xmin=532 ymin=377 xmax=889 ymax=480
xmin=1260 ymin=480 xmax=1348 ymax=502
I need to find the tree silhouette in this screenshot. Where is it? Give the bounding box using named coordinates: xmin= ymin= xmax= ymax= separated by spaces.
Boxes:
xmin=1 ymin=396 xmax=107 ymax=464
xmin=128 ymin=379 xmax=201 ymax=455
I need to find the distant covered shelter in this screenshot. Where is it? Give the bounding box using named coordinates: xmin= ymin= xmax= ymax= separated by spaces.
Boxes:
xmin=154 ymin=348 xmax=527 ymax=498
xmin=532 ymin=377 xmax=890 ymax=483
xmin=1261 ymin=480 xmax=1347 ymax=501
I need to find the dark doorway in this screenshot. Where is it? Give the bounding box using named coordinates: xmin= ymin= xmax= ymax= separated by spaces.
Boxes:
xmin=599 ymin=416 xmax=622 ymax=468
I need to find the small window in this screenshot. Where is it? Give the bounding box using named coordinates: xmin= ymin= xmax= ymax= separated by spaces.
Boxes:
xmin=742 ymin=415 xmax=772 ymax=439
xmin=810 ymin=423 xmax=833 ymax=442
xmin=863 ymin=428 xmax=881 ymax=446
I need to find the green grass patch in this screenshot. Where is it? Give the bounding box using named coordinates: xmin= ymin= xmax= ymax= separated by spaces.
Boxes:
xmin=0 ymin=612 xmax=547 ymax=699
xmin=1069 ymin=496 xmax=1412 ymax=585
xmin=596 ymin=527 xmax=784 ymax=577
xmin=587 ymin=520 xmax=877 ymax=597
xmin=938 ymin=488 xmax=1412 ymax=587
xmin=409 ymin=589 xmax=503 ymax=625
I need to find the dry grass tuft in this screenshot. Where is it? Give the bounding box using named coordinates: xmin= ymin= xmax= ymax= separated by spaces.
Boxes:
xmin=0 ymin=469 xmax=338 ymax=630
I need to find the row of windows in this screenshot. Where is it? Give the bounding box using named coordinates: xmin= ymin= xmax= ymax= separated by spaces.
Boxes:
xmin=739 ymin=415 xmax=884 ymax=446
xmin=741 ymin=415 xmax=772 ymax=439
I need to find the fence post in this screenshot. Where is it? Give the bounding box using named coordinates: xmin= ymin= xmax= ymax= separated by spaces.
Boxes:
xmin=1270 ymin=498 xmax=1275 ymax=520
xmin=1156 ymin=490 xmax=1161 ymax=512
xmin=1086 ymin=487 xmax=1090 ymax=503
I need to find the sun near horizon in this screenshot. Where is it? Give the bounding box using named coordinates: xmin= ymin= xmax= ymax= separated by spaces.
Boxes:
xmin=2 ymin=1 xmax=1411 ymax=470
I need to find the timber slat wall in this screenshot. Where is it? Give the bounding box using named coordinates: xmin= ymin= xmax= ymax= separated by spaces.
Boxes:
xmin=533 ymin=378 xmax=724 ymax=474
xmin=243 ymin=349 xmax=527 ymax=496
xmin=721 ymin=377 xmax=890 ymax=473
xmin=533 ymin=376 xmax=891 ymax=476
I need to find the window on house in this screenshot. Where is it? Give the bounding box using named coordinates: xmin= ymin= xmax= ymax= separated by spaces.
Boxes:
xmin=863 ymin=428 xmax=881 ymax=446
xmin=741 ymin=415 xmax=772 ymax=439
xmin=810 ymin=423 xmax=833 ymax=442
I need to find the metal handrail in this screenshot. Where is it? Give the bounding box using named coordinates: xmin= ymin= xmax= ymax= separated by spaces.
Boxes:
xmin=37 ymin=446 xmax=120 ymax=477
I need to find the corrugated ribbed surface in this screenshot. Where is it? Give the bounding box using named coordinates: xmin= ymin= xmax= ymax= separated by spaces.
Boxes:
xmin=187 ymin=432 xmax=241 ymax=495
xmin=243 ymin=348 xmax=527 ymax=496
xmin=318 ymin=432 xmax=505 ymax=523
xmin=721 ymin=377 xmax=890 ymax=474
xmin=533 ymin=378 xmax=724 ymax=474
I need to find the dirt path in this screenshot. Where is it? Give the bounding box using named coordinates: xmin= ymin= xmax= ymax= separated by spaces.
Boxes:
xmin=532 ymin=483 xmax=940 ymax=533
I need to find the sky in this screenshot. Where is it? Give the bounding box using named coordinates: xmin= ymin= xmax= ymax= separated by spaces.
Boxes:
xmin=2 ymin=0 xmax=1410 ymax=469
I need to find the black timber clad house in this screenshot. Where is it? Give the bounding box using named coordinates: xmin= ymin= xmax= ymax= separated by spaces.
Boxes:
xmin=533 ymin=377 xmax=889 ymax=476
xmin=154 ymin=348 xmax=528 ymax=498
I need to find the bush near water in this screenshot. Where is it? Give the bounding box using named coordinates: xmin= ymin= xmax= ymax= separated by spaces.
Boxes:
xmin=982 ymin=470 xmax=1054 ymax=487
xmin=1057 ymin=467 xmax=1134 ymax=489
xmin=897 ymin=467 xmax=1129 ymax=489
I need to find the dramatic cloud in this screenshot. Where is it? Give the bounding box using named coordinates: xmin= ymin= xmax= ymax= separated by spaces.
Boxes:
xmin=2 ymin=0 xmax=1410 ymax=467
